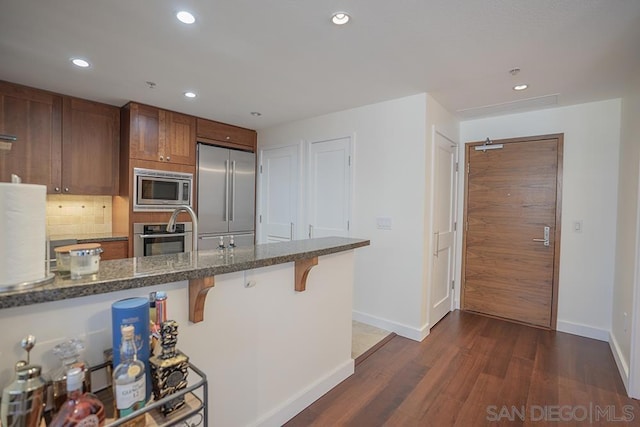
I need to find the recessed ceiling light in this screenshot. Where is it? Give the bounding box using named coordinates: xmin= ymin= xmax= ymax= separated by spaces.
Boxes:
xmin=184 ymin=91 xmax=197 ymax=98
xmin=331 ymin=12 xmax=350 ymax=25
xmin=250 ymin=112 xmax=262 ymax=117
xmin=177 ymin=11 xmax=196 ymax=24
xmin=513 ymin=84 xmax=529 ymax=91
xmin=71 ymin=58 xmax=90 ymax=68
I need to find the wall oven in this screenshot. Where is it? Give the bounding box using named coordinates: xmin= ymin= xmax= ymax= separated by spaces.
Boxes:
xmin=133 ymin=168 xmax=193 ymax=211
xmin=133 ymin=223 xmax=193 ymax=257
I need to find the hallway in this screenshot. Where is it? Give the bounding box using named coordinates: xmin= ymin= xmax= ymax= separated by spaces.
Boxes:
xmin=287 ymin=311 xmax=640 ymax=426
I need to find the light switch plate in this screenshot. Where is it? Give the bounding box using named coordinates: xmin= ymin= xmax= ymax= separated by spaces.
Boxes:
xmin=573 ymin=220 xmax=583 ymax=233
xmin=376 ymin=217 xmax=392 ymax=230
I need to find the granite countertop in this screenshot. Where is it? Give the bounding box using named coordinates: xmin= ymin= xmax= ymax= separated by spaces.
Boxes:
xmin=49 ymin=233 xmax=128 ymax=243
xmin=0 ymin=237 xmax=370 ymax=309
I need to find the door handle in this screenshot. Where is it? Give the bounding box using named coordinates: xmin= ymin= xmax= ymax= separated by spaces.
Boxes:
xmin=230 ymin=160 xmax=236 ymax=221
xmin=532 ymin=226 xmax=550 ymax=247
xmin=224 ymin=160 xmax=229 ymax=222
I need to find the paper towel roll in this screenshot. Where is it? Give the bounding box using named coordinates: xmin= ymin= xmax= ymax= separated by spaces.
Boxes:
xmin=0 ymin=183 xmax=46 ymax=286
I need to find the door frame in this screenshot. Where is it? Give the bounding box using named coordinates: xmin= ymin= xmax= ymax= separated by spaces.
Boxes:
xmin=460 ymin=133 xmax=563 ymax=329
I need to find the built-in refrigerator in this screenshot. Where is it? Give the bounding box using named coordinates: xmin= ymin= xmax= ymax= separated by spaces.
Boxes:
xmin=197 ymin=143 xmax=255 ymax=250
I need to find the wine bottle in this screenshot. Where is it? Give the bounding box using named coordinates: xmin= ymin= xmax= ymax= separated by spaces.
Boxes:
xmin=49 ymin=367 xmax=105 ymax=427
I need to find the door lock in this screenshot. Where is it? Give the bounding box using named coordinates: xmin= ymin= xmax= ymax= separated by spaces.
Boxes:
xmin=532 ymin=226 xmax=550 ymax=247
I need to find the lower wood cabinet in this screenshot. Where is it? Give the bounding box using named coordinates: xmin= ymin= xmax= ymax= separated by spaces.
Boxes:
xmin=98 ymin=240 xmax=128 ymax=261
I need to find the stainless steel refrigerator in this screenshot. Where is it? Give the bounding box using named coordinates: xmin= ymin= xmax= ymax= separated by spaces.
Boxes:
xmin=197 ymin=143 xmax=256 ymax=249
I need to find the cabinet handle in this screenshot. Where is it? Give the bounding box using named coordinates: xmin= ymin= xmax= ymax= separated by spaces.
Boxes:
xmin=54 ymin=187 xmax=60 ymax=193
xmin=166 ymin=156 xmax=171 ymax=161
xmin=160 ymin=155 xmax=164 ymax=161
xmin=225 ymin=136 xmax=231 ymax=140
xmin=0 ymin=134 xmax=17 ymax=142
xmin=64 ymin=187 xmax=70 ymax=193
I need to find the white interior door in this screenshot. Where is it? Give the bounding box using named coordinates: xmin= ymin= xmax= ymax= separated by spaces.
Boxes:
xmin=308 ymin=137 xmax=351 ymax=238
xmin=258 ymin=144 xmax=299 ymax=243
xmin=429 ymin=129 xmax=458 ymax=328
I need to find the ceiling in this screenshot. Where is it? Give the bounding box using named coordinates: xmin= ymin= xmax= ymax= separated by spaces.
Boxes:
xmin=1 ymin=0 xmax=639 ymax=130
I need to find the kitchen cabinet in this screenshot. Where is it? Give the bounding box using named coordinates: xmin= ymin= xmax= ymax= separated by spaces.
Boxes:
xmin=62 ymin=97 xmax=120 ymax=194
xmin=0 ymin=80 xmax=62 ymax=191
xmin=98 ymin=239 xmax=128 ymax=260
xmin=126 ymin=103 xmax=196 ymax=166
xmin=0 ymin=81 xmax=119 ymax=195
xmin=196 ymin=118 xmax=256 ymax=152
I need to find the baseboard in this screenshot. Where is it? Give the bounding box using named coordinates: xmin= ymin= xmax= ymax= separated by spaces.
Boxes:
xmin=609 ymin=332 xmax=630 ymax=393
xmin=556 ymin=320 xmax=609 ymax=341
xmin=255 ymin=358 xmax=354 ymax=427
xmin=352 ymin=310 xmax=430 ymax=342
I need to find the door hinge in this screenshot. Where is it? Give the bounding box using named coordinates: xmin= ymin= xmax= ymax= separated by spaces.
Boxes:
xmin=467 ymin=163 xmax=470 ymax=174
xmin=455 ymin=162 xmax=459 ymax=172
xmin=465 ymin=221 xmax=469 ymax=231
xmin=259 ymin=164 xmax=263 ymax=173
xmin=452 ymin=280 xmax=455 ymax=289
xmin=347 ymin=220 xmax=350 ymax=231
xmin=454 ymin=222 xmax=457 ymax=231
xmin=259 ymin=214 xmax=262 ymax=223
xmin=348 ymin=155 xmax=351 ymax=167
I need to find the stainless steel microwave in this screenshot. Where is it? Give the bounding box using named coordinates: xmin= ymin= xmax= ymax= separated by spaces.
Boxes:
xmin=133 ymin=168 xmax=193 ymax=211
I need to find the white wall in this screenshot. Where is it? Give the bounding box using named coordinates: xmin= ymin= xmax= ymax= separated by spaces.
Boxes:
xmin=613 ymin=73 xmax=640 ymax=394
xmin=0 ymin=253 xmax=355 ymax=426
xmin=459 ymin=99 xmax=622 ymax=339
xmin=259 ymin=94 xmax=434 ymax=337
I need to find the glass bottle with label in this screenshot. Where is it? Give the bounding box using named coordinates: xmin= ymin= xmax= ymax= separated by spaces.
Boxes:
xmin=49 ymin=367 xmax=105 ymax=427
xmin=113 ymin=325 xmax=146 ymax=427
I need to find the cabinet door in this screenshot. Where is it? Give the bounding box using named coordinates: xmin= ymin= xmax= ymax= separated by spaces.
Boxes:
xmin=164 ymin=111 xmax=196 ymax=165
xmin=129 ymin=103 xmax=162 ymax=162
xmin=62 ymin=97 xmax=119 ymax=195
xmin=99 ymin=240 xmax=128 ymax=260
xmin=196 ymin=118 xmax=256 ymax=152
xmin=0 ymin=81 xmax=62 ymax=191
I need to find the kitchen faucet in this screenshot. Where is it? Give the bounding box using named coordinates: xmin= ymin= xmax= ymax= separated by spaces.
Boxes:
xmin=167 ymin=205 xmax=198 ymax=252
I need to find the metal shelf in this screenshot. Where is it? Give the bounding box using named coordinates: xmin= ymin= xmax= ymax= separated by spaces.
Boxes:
xmin=92 ymin=361 xmax=208 ymax=427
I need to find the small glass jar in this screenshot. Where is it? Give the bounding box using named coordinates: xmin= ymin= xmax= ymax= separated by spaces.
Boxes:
xmin=48 ymin=339 xmax=92 ymax=416
xmin=69 ymin=244 xmax=103 ymax=279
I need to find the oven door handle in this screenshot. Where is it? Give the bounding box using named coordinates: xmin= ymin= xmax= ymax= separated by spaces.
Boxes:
xmin=138 ymin=233 xmax=187 ymax=238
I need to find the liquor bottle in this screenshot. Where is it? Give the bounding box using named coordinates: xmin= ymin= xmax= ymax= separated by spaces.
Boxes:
xmin=49 ymin=338 xmax=92 ymax=417
xmin=149 ymin=320 xmax=189 ymax=416
xmin=151 ymin=291 xmax=168 ymax=355
xmin=49 ymin=367 xmax=105 ymax=427
xmin=113 ymin=325 xmax=146 ymax=427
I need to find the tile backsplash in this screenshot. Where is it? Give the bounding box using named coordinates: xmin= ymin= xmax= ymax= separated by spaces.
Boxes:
xmin=46 ymin=195 xmax=112 ymax=236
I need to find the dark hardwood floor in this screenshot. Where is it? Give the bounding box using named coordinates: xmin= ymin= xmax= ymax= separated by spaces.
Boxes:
xmin=286 ymin=310 xmax=640 ymax=426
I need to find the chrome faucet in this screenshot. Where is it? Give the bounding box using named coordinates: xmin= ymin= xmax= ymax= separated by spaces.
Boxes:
xmin=167 ymin=205 xmax=198 ymax=252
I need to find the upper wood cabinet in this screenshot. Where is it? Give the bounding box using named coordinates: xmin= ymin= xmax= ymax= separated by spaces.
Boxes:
xmin=0 ymin=81 xmax=62 ymax=191
xmin=62 ymin=97 xmax=120 ymax=195
xmin=127 ymin=102 xmax=196 ymax=166
xmin=196 ymin=118 xmax=256 ymax=152
xmin=0 ymin=81 xmax=120 ymax=195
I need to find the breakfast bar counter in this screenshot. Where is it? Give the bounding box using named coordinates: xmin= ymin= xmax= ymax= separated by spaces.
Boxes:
xmin=0 ymin=237 xmax=369 ymax=310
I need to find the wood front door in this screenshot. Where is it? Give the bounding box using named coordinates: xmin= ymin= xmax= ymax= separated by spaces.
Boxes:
xmin=461 ymin=134 xmax=563 ymax=329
